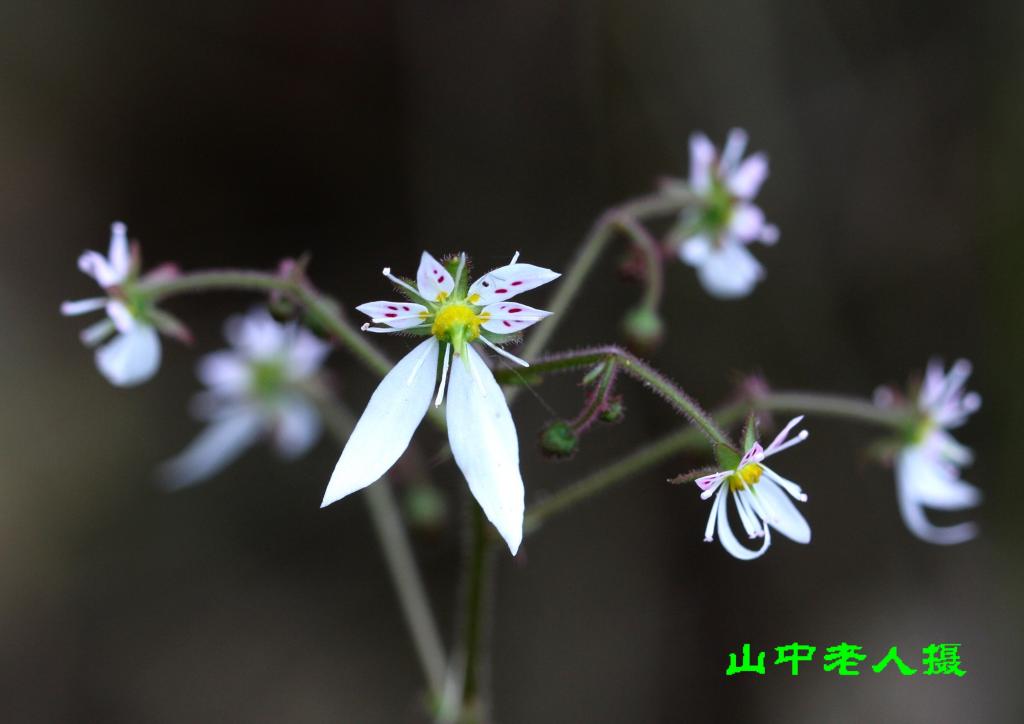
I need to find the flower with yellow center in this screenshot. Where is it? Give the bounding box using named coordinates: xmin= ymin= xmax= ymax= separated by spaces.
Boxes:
xmin=694 ymin=416 xmax=811 ymax=560
xmin=322 ymin=251 xmax=560 ymax=554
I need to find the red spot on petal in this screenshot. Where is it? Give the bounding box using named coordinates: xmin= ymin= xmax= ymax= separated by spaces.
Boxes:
xmin=503 ymin=320 xmax=512 ymax=327
xmin=402 ymin=306 xmax=410 ymax=311
xmin=385 ymin=313 xmax=397 ymax=318
xmin=511 ymin=280 xmax=523 ymax=286
xmin=387 ymin=305 xmax=398 ymax=310
xmin=508 ymin=308 xmax=522 ymax=313
xmin=496 ymin=288 xmax=508 ymax=294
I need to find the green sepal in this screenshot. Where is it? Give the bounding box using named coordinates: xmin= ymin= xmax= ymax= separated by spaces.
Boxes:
xmin=393 ymin=276 xmax=432 ymax=307
xmin=443 ymin=254 xmax=471 ymax=300
xmin=714 ymin=444 xmax=741 ymax=471
xmin=741 ymin=411 xmax=759 ymax=452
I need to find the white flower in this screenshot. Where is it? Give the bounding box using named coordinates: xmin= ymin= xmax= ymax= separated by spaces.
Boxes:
xmin=61 ymin=222 xmax=163 ymax=386
xmin=694 ymin=416 xmax=810 ymax=560
xmin=159 ymin=308 xmax=331 ymax=488
xmin=889 ymin=359 xmax=982 ymax=545
xmin=321 ymin=251 xmax=560 ymax=554
xmin=673 ymin=129 xmax=779 ymax=299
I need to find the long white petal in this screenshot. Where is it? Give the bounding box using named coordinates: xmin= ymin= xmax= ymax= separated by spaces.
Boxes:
xmin=446 ymin=345 xmax=524 ymax=554
xmin=61 ymin=297 xmax=108 ymax=316
xmin=895 ymin=449 xmax=979 ymax=544
xmin=158 ymin=408 xmax=264 ymax=489
xmin=717 ymin=490 xmax=771 ymax=560
xmin=757 ymin=477 xmax=811 ymax=544
xmin=321 ymin=338 xmax=438 ymax=506
xmin=95 ymin=325 xmax=161 ymax=387
xmin=688 ymin=132 xmax=715 ymax=193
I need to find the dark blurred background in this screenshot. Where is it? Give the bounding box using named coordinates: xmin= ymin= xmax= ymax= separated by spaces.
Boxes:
xmin=2 ymin=0 xmax=1021 ymax=721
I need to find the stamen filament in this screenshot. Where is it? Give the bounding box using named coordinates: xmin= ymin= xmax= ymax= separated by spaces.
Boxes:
xmin=480 ymin=336 xmax=529 ymax=367
xmin=435 ymin=343 xmax=452 ymax=407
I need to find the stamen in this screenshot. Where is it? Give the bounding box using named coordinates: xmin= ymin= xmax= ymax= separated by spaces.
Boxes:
xmin=382 ymin=266 xmax=421 ymax=297
xmin=361 ymin=322 xmax=414 ymax=334
xmin=732 ymin=489 xmax=758 ymax=539
xmin=480 ymin=336 xmax=529 ymax=367
xmin=509 ymin=251 xmax=520 ymax=265
xmin=453 ymin=253 xmax=466 ymax=288
xmin=435 ymin=343 xmax=452 ymax=407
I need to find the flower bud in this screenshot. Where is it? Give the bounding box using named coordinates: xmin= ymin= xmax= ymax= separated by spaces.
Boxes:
xmin=539 ymin=420 xmax=578 ymax=459
xmin=598 ymin=396 xmax=625 ymax=424
xmin=621 ymin=306 xmax=664 ymax=350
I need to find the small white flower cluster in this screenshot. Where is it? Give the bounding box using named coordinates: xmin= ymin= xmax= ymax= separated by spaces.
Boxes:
xmin=672 ymin=129 xmax=779 ymax=299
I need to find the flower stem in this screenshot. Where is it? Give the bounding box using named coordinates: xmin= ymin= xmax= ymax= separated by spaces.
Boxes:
xmin=500 ymin=345 xmax=733 ymax=448
xmin=614 ymin=215 xmax=664 ymax=311
xmin=518 ymin=190 xmax=696 ymax=363
xmin=524 ymin=389 xmax=912 ymax=534
xmin=139 ymin=269 xmax=393 ymax=379
xmin=315 ymin=393 xmax=448 ymax=699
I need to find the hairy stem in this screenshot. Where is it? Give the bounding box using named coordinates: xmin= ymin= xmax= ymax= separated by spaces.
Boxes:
xmin=524 ymin=388 xmax=913 ymax=533
xmin=500 ymin=345 xmax=732 ymax=448
xmin=518 ymin=190 xmax=696 ymax=363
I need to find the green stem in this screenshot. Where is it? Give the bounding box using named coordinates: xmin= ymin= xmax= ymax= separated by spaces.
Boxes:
xmin=518 ymin=190 xmax=696 ymax=363
xmin=524 ymin=389 xmax=913 ymax=534
xmin=615 ymin=215 xmax=664 ymax=311
xmin=500 ymin=345 xmax=732 ymax=448
xmin=316 ymin=395 xmax=447 ymax=698
xmin=140 ymin=269 xmax=393 ymax=378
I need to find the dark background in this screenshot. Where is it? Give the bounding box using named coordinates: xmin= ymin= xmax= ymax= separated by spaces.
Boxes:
xmin=2 ymin=1 xmax=1021 ymax=721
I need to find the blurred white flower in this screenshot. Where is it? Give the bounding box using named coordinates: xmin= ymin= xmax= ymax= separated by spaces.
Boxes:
xmin=61 ymin=222 xmax=175 ymax=387
xmin=321 ymin=251 xmax=559 ymax=555
xmin=159 ymin=308 xmax=331 ymax=488
xmin=885 ymin=359 xmax=982 ymax=544
xmin=694 ymin=416 xmax=810 ymax=560
xmin=671 ymin=129 xmax=779 ymax=299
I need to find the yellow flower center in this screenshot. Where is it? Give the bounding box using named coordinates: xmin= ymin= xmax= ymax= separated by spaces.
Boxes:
xmin=728 ymin=462 xmax=763 ymax=491
xmin=431 ymin=303 xmax=482 ymax=344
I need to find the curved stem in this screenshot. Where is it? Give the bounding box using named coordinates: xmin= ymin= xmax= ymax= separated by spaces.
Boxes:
xmin=518 ymin=190 xmax=696 ymax=363
xmin=139 ymin=269 xmax=393 ymax=378
xmin=315 ymin=392 xmax=448 ymax=699
xmin=524 ymin=389 xmax=913 ymax=534
xmin=615 ymin=216 xmax=664 ymax=311
xmin=501 ymin=345 xmax=732 ymax=449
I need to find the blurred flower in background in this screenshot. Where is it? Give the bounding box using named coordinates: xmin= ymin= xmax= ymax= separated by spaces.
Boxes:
xmin=159 ymin=307 xmax=331 ymax=488
xmin=879 ymin=359 xmax=983 ymax=544
xmin=669 ymin=129 xmax=779 ymax=299
xmin=61 ymin=221 xmax=186 ymax=386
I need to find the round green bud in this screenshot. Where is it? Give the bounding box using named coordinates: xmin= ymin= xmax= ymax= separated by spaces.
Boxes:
xmin=539 ymin=420 xmax=578 ymax=459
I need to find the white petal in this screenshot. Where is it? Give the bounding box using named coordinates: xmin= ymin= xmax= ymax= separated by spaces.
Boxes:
xmin=77 ymin=250 xmax=118 ymax=287
xmin=896 ymin=451 xmax=978 ymax=544
xmin=898 ymin=447 xmax=981 ymax=511
xmin=355 ymin=300 xmax=430 ymax=330
xmin=479 ymin=302 xmax=551 ymax=334
xmin=729 ymin=203 xmax=766 ymax=241
xmin=198 ymin=351 xmax=251 ymax=394
xmin=225 ymin=308 xmax=286 ymax=359
xmin=61 ymin=297 xmax=108 ymax=316
xmin=79 ymin=318 xmax=116 ymax=347
xmin=416 ymin=251 xmax=455 ymax=302
xmin=696 ymin=243 xmax=764 ymax=299
xmin=467 ymin=263 xmax=560 ymax=306
xmin=106 ymin=300 xmax=135 ymax=333
xmin=273 ymin=397 xmax=322 ymax=459
xmin=446 ymin=345 xmax=524 ymax=554
xmin=727 ymin=153 xmax=769 ymax=199
xmin=678 ymin=234 xmax=712 ymax=266
xmin=285 ymin=328 xmax=332 ymax=379
xmin=688 ymin=132 xmax=715 ymax=193
xmin=720 ymin=128 xmax=749 ymax=171
xmin=756 ymin=477 xmax=811 ymax=544
xmin=158 ymin=408 xmax=264 ymax=489
xmin=717 ymin=490 xmax=771 ymax=560
xmin=108 ymin=221 xmax=131 ymax=280
xmin=322 ymin=338 xmax=438 ymax=506
xmin=94 ymin=325 xmax=161 ymax=387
